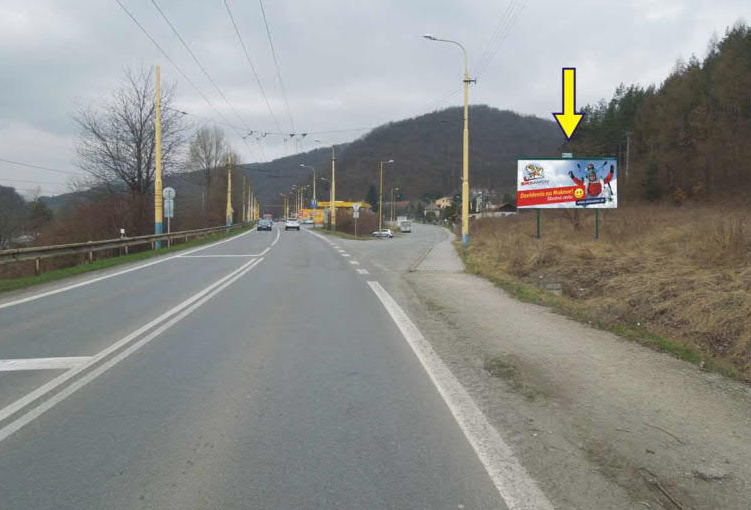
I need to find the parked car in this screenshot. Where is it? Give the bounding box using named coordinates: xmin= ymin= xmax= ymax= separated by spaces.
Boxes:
xmin=285 ymin=219 xmax=301 ymax=231
xmin=372 ymin=229 xmax=394 ymax=238
xmin=257 ymin=219 xmax=273 ymax=231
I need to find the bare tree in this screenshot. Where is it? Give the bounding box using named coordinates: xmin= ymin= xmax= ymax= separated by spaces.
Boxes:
xmin=189 ymin=126 xmax=228 ymax=190
xmin=74 ymin=66 xmax=188 ymax=196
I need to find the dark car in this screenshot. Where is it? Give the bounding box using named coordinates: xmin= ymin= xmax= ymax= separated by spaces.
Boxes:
xmin=257 ymin=219 xmax=273 ymax=231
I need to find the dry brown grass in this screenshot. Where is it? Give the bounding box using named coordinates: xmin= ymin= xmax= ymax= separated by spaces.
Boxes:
xmin=465 ymin=204 xmax=751 ymax=380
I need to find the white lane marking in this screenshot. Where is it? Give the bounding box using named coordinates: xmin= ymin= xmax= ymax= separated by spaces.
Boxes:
xmin=0 ymin=258 xmax=263 ymax=437
xmin=356 ymin=268 xmax=369 ymax=275
xmin=341 ymin=254 xmax=351 ymax=257
xmin=349 ymin=260 xmax=360 ymax=265
xmin=178 ymin=255 xmax=259 ymax=258
xmin=270 ymin=228 xmax=281 ymax=246
xmin=367 ymin=281 xmax=554 ymax=510
xmin=0 ymin=257 xmax=263 ymax=444
xmin=0 ymin=357 xmax=92 ymax=372
xmin=0 ymin=228 xmax=257 ymax=311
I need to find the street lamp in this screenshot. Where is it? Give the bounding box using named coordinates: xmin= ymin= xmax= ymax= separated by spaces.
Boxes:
xmin=379 ymin=159 xmax=394 ymax=232
xmin=423 ymin=33 xmax=473 ymax=247
xmin=299 ymin=164 xmax=317 ymax=206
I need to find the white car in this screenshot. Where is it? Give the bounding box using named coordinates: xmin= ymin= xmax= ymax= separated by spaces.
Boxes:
xmin=285 ymin=219 xmax=300 ymax=231
xmin=372 ymin=229 xmax=394 ymax=238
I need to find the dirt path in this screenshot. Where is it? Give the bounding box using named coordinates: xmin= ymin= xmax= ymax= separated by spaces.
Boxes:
xmin=392 ymin=230 xmax=751 ymax=509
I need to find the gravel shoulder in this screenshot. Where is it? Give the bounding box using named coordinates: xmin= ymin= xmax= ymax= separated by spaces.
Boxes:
xmin=369 ymin=225 xmax=751 ymax=510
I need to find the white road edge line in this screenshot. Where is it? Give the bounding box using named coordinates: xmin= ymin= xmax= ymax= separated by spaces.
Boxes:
xmin=367 ymin=281 xmax=554 ymax=510
xmin=356 ymin=269 xmax=369 ymax=275
xmin=0 ymin=357 xmax=92 ymax=372
xmin=0 ymin=228 xmax=258 ymax=311
xmin=0 ymin=258 xmax=263 ymax=440
xmin=179 ymin=254 xmax=260 ymax=258
xmin=270 ymin=228 xmax=281 ymax=247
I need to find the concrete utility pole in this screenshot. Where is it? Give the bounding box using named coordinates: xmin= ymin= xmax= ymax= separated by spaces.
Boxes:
xmin=379 ymin=159 xmax=394 ymax=232
xmin=154 ymin=65 xmax=163 ymax=248
xmin=625 ymin=132 xmax=631 ymax=180
xmin=242 ymin=176 xmax=247 ymax=223
xmin=226 ymin=155 xmax=233 ymax=227
xmin=331 ymin=146 xmax=336 ymax=229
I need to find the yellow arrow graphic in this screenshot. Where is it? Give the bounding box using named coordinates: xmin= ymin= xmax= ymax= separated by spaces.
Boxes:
xmin=553 ymin=68 xmax=584 ymax=140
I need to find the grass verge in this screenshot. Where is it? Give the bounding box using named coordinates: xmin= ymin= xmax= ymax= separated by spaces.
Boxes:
xmin=0 ymin=224 xmax=254 ymax=295
xmin=456 ymin=217 xmax=747 ymax=383
xmin=312 ymin=228 xmax=375 ymax=241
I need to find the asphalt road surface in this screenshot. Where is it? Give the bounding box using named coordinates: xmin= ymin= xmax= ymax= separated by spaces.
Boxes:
xmin=0 ymin=224 xmax=532 ymax=509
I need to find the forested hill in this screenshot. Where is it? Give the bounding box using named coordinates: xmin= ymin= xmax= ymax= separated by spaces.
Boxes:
xmin=566 ymin=22 xmax=751 ymax=203
xmin=242 ymin=105 xmax=563 ymax=206
xmin=332 ymin=106 xmax=563 ymax=200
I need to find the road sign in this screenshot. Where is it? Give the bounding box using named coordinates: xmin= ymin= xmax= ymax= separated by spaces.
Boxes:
xmin=162 ymin=187 xmax=176 ymax=200
xmin=353 ymin=211 xmax=360 ymax=219
xmin=164 ymin=198 xmax=174 ymax=218
xmin=353 ymin=203 xmax=361 ymax=212
xmin=311 ymin=199 xmax=317 ymax=208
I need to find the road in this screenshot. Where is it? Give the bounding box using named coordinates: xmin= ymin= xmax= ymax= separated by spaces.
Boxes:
xmin=0 ymin=224 xmax=538 ymax=509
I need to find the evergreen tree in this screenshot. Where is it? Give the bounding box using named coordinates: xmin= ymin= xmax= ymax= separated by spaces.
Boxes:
xmin=366 ymin=185 xmax=379 ymax=212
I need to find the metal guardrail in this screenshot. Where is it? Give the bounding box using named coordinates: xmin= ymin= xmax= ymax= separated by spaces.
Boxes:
xmin=0 ymin=223 xmax=253 ymax=275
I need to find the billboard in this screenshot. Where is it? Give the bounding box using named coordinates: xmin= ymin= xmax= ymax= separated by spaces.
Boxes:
xmin=517 ymin=158 xmax=617 ymax=209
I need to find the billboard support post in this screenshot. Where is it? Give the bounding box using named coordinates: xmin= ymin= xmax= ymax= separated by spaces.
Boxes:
xmin=595 ymin=209 xmax=600 ymax=240
xmin=536 ymin=209 xmax=541 ymax=239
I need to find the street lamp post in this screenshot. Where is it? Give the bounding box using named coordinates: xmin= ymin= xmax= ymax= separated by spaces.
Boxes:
xmin=424 ymin=34 xmax=473 ymax=247
xmin=391 ymin=186 xmax=400 ymax=225
xmin=379 ymin=159 xmax=394 ymax=232
xmin=300 ymin=164 xmax=317 ymax=227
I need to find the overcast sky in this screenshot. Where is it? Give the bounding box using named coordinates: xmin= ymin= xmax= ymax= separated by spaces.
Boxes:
xmin=0 ymin=0 xmax=748 ymax=196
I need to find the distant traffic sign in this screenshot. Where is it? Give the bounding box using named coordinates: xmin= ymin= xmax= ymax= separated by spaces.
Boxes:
xmin=352 ymin=203 xmax=361 ymax=212
xmin=162 ymin=187 xmax=176 ymax=200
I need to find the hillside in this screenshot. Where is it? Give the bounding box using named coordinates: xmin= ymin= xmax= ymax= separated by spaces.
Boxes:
xmin=331 ymin=106 xmax=563 ymax=201
xmin=41 ymin=106 xmax=562 ymax=218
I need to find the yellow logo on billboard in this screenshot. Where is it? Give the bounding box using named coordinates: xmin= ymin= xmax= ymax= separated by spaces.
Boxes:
xmin=574 ymin=187 xmax=585 ymax=199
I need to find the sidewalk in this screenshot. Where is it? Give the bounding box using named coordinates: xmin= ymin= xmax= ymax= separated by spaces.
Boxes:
xmin=397 ymin=246 xmax=751 ymax=510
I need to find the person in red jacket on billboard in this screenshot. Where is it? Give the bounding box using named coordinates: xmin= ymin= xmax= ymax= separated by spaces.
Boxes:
xmin=568 ymin=162 xmax=615 ymax=199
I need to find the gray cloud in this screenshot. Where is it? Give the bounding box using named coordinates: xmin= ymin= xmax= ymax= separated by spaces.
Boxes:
xmin=0 ymin=0 xmax=747 ymax=195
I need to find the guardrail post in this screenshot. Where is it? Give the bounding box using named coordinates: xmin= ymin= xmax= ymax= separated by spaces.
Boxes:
xmin=124 ymin=245 xmax=129 ymax=255
xmin=88 ymin=251 xmax=94 ymax=263
xmin=35 ymin=258 xmax=41 ymax=276
xmin=167 ymin=236 xmax=172 ymax=248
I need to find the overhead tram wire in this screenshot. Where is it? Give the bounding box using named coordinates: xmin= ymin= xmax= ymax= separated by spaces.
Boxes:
xmin=149 ymin=0 xmax=256 ymax=138
xmin=222 ymin=0 xmax=283 ymax=135
xmin=257 ymin=0 xmax=296 ymax=136
xmin=112 ymin=0 xmax=249 ymax=145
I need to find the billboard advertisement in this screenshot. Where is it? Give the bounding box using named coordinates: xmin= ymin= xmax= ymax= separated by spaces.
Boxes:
xmin=517 ymin=158 xmax=617 ymax=209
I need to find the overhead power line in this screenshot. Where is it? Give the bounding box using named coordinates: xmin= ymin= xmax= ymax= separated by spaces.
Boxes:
xmin=475 ymin=0 xmax=527 ymax=78
xmin=149 ymin=0 xmax=254 ymax=136
xmin=0 ymin=177 xmax=70 ymax=186
xmin=222 ymin=0 xmax=283 ymax=134
xmin=112 ymin=0 xmax=247 ymax=142
xmin=0 ymin=158 xmax=84 ymax=176
xmin=257 ymin=0 xmax=295 ymax=133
